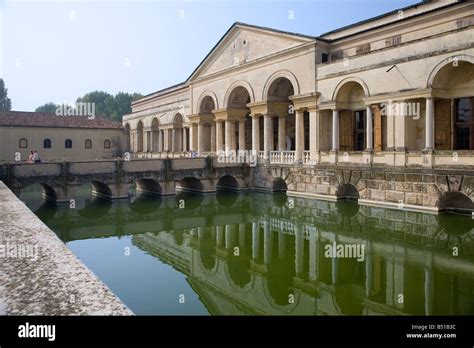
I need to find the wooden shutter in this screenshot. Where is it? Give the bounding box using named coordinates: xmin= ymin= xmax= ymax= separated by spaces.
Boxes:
xmin=373 ymin=106 xmax=383 ymax=151
xmin=339 ymin=110 xmax=353 ymax=151
xmin=435 ymin=99 xmax=452 ymax=150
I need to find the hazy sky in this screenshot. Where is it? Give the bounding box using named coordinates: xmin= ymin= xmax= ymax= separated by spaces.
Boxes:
xmin=1 ymin=0 xmax=418 ymax=111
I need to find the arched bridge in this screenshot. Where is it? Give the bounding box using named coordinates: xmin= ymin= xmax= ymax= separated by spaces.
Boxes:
xmin=0 ymin=158 xmax=251 ymax=203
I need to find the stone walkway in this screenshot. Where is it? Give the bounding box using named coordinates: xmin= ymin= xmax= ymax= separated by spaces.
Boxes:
xmin=0 ymin=182 xmax=132 ymax=315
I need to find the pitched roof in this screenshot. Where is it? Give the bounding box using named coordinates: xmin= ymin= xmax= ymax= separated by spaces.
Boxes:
xmin=0 ymin=111 xmax=123 ymax=129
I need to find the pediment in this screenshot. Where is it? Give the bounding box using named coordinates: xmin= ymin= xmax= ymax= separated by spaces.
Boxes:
xmin=188 ymin=24 xmax=314 ymax=81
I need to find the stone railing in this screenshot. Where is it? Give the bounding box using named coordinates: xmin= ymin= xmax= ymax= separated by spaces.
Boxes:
xmin=270 ymin=151 xmax=296 ymax=164
xmin=303 ymin=151 xmax=311 ymax=164
xmin=258 ymin=151 xmax=266 ymax=163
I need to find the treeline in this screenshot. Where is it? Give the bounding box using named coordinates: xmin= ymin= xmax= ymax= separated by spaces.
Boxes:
xmin=35 ymin=91 xmax=143 ymax=122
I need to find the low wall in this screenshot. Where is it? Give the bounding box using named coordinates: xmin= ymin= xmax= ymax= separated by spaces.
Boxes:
xmin=0 ymin=181 xmax=132 ymax=315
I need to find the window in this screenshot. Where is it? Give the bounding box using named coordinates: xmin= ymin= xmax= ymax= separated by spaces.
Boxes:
xmin=65 ymin=139 xmax=72 ymax=149
xmin=385 ymin=35 xmax=402 ymax=47
xmin=19 ymin=138 xmax=28 ymax=148
xmin=454 ymin=98 xmax=474 ymax=150
xmin=354 ymin=110 xmax=366 ymax=151
xmin=104 ymin=139 xmax=111 ymax=149
xmin=85 ymin=139 xmax=92 ymax=149
xmin=321 ymin=53 xmax=329 ymax=63
xmin=356 ymin=43 xmax=371 ymax=55
xmin=43 ymin=139 xmax=51 ymax=149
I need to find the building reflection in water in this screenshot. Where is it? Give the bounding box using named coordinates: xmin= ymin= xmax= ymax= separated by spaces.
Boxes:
xmin=33 ymin=190 xmax=474 ymax=315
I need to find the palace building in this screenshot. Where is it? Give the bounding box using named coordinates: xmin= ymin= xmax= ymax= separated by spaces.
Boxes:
xmin=123 ymin=0 xmax=474 ymax=167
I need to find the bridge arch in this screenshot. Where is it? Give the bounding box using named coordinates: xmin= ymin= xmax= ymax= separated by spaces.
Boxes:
xmin=272 ymin=178 xmax=288 ymax=193
xmin=437 ymin=191 xmax=474 ymax=214
xmin=216 ymin=175 xmax=239 ymax=191
xmin=18 ymin=183 xmax=57 ymax=213
xmin=336 ymin=183 xmax=360 ymax=201
xmin=135 ymin=178 xmax=162 ymax=196
xmin=177 ymin=177 xmax=203 ymax=193
xmin=90 ymin=181 xmax=112 ymax=200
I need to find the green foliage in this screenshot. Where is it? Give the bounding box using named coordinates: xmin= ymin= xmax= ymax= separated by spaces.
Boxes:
xmin=0 ymin=79 xmax=12 ymax=111
xmin=35 ymin=102 xmax=59 ymax=113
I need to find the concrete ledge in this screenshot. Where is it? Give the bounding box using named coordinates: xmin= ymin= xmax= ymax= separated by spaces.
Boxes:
xmin=0 ymin=181 xmax=133 ymax=315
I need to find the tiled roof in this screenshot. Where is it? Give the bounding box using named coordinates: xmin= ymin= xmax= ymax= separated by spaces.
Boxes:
xmin=0 ymin=111 xmax=123 ymax=129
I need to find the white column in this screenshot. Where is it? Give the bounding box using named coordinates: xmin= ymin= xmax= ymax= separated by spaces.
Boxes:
xmin=295 ymin=223 xmax=303 ymax=276
xmin=182 ymin=128 xmax=187 ymax=152
xmin=295 ymin=110 xmax=304 ymax=161
xmin=264 ymin=115 xmax=273 ymax=159
xmin=197 ymin=123 xmax=204 ymax=154
xmin=309 ymin=109 xmax=318 ymax=162
xmin=425 ymin=97 xmax=434 ymax=150
xmin=252 ymin=222 xmax=260 ymax=260
xmin=278 ymin=230 xmax=286 ymax=260
xmin=263 ymin=221 xmax=272 ymax=264
xmin=168 ymin=129 xmax=173 ymax=151
xmin=210 ymin=123 xmax=216 ymax=152
xmin=158 ymin=130 xmax=163 ymax=152
xmin=231 ymin=122 xmax=237 ymax=151
xmin=366 ymin=105 xmax=373 ymax=150
xmin=365 ymin=243 xmax=373 ymax=297
xmin=172 ymin=129 xmax=177 ymax=152
xmin=239 ymin=121 xmax=246 ymax=151
xmin=252 ymin=115 xmax=260 ymax=152
xmin=216 ymin=121 xmax=223 ymax=152
xmin=191 ymin=124 xmax=198 ymax=151
xmin=332 ymin=109 xmax=339 ymax=151
xmin=278 ymin=116 xmax=286 ymax=151
xmin=225 ymin=120 xmax=232 ymax=152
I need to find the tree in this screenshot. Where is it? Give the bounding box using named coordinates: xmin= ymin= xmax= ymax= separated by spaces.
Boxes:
xmin=76 ymin=91 xmax=142 ymax=122
xmin=35 ymin=102 xmax=59 ymax=113
xmin=0 ymin=78 xmax=12 ymax=111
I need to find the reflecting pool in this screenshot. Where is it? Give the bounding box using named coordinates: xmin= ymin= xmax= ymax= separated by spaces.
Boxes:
xmin=27 ymin=190 xmax=474 ymax=315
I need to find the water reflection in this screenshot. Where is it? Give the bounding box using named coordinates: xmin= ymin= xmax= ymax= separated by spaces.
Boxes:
xmin=31 ymin=190 xmax=474 ymax=316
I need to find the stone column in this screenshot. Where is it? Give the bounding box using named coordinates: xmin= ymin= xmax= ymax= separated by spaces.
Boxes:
xmin=239 ymin=120 xmax=246 ymax=151
xmin=295 ymin=223 xmax=303 ymax=276
xmin=278 ymin=116 xmax=286 ymax=151
xmin=309 ymin=109 xmax=319 ymax=163
xmin=239 ymin=223 xmax=246 ymax=247
xmin=191 ymin=124 xmax=198 ymax=151
xmin=278 ymin=229 xmax=286 ymax=260
xmin=225 ymin=120 xmax=232 ymax=152
xmin=332 ymin=109 xmax=339 ymax=151
xmin=163 ymin=130 xmax=169 ymax=151
xmin=252 ymin=115 xmax=260 ymax=152
xmin=264 ymin=115 xmax=273 ymax=160
xmin=182 ymin=127 xmax=187 ymax=152
xmin=172 ymin=129 xmax=176 ymax=152
xmin=216 ymin=121 xmax=223 ymax=152
xmin=158 ymin=130 xmax=163 ymax=152
xmin=366 ymin=105 xmax=373 ymax=150
xmin=197 ymin=123 xmax=204 ymax=154
xmin=168 ymin=129 xmax=173 ymax=151
xmin=252 ymin=222 xmax=260 ymax=260
xmin=425 ymin=97 xmax=434 ymax=150
xmin=210 ymin=123 xmax=216 ymax=152
xmin=295 ymin=110 xmax=305 ymax=161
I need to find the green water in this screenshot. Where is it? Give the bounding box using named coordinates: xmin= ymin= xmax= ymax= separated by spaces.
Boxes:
xmin=26 ymin=190 xmax=474 ymax=315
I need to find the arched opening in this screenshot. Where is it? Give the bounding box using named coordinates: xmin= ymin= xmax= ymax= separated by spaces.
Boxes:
xmin=216 ymin=175 xmax=238 ymax=191
xmin=226 ymin=86 xmax=252 ymax=151
xmin=266 ymin=77 xmax=296 ymax=152
xmin=438 ymin=191 xmax=474 ymax=215
xmin=272 ymin=178 xmax=288 ymax=193
xmin=432 ymin=60 xmax=474 ymax=150
xmin=336 ymin=183 xmax=359 ymax=201
xmin=65 ymin=139 xmax=72 ymax=149
xmin=175 ymin=191 xmax=204 ymax=210
xmin=334 ymin=81 xmax=372 ymax=152
xmin=177 ymin=177 xmax=203 ymax=193
xmin=74 ymin=182 xmax=112 ymax=218
xmin=199 ymin=227 xmax=217 ymax=271
xmin=43 ymin=138 xmax=52 ymax=149
xmin=198 ymin=96 xmax=216 ymax=153
xmin=77 ymin=197 xmax=112 ymax=219
xmin=135 ymin=178 xmax=162 ymax=196
xmin=18 ymin=183 xmax=57 ymax=212
xmin=124 ymin=123 xmax=131 ymax=152
xmin=90 ymin=181 xmax=112 ymax=200
xmin=227 ymin=249 xmax=251 ymax=287
xmin=136 ymin=120 xmax=144 ymax=153
xmin=266 ymin=259 xmax=295 ymax=306
xmin=128 ymin=193 xmax=161 ymax=215
xmin=151 ymin=118 xmax=159 ymax=152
